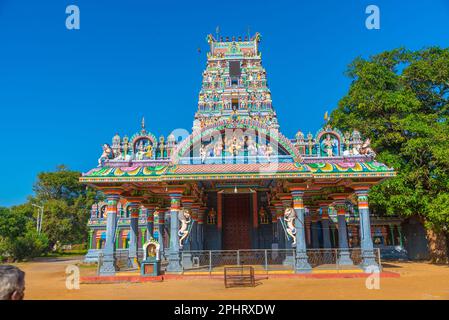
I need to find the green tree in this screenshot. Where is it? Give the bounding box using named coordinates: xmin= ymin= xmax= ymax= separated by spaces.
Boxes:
xmin=0 ymin=206 xmax=49 ymax=261
xmin=330 ymin=47 xmax=449 ymax=263
xmin=31 ymin=165 xmax=102 ymax=249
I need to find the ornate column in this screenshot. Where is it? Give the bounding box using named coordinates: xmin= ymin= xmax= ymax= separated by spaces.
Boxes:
xmin=197 ymin=207 xmax=206 ymax=250
xmin=99 ymin=192 xmax=120 ymax=275
xmin=318 ymin=202 xmax=332 ymax=249
xmin=155 ymin=208 xmax=165 ymax=257
xmin=273 ymin=200 xmax=285 ymax=248
xmin=88 ymin=229 xmax=94 ymax=250
xmin=181 ymin=196 xmax=195 ymax=251
xmin=280 ymin=194 xmax=293 ymax=249
xmin=309 ymin=206 xmax=320 ymax=248
xmin=354 ymin=187 xmax=378 ymax=270
xmin=167 ymin=191 xmax=183 ymax=273
xmin=191 ymin=203 xmax=201 ymax=250
xmin=333 ymin=201 xmax=353 ymax=265
xmin=290 ymin=187 xmax=311 ymax=273
xmin=144 ymin=204 xmax=156 ymax=241
xmin=305 ymin=212 xmax=312 ymax=247
xmin=126 ymin=199 xmax=141 ymax=269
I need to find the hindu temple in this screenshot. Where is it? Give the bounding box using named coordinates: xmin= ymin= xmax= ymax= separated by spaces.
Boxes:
xmin=80 ymin=33 xmax=410 ymax=275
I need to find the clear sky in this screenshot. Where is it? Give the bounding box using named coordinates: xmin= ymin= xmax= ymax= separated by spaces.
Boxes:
xmin=0 ymin=0 xmax=448 ymax=206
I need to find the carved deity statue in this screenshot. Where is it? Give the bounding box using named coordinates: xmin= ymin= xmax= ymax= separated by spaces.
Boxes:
xmin=284 ymin=207 xmax=297 ymax=245
xmin=358 ymin=138 xmax=376 ymax=157
xmin=98 ymin=144 xmax=114 ymax=167
xmin=145 ymin=144 xmax=153 ymax=158
xmin=178 ymin=208 xmax=192 ymax=248
xmin=135 ymin=141 xmax=146 ymax=160
xmin=322 ymin=134 xmax=335 ymax=157
xmin=226 ymin=134 xmax=243 ymax=156
xmin=213 ymin=139 xmax=223 ymax=157
xmin=200 ymin=144 xmax=207 ymax=163
xmin=246 ymin=136 xmax=257 ymax=156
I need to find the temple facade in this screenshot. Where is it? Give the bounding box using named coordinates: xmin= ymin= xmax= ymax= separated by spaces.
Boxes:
xmin=81 ymin=33 xmax=408 ymax=275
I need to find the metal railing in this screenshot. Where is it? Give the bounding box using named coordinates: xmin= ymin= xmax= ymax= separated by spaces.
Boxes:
xmin=97 ymin=248 xmax=381 ymax=275
xmin=180 ymin=248 xmax=381 ymax=274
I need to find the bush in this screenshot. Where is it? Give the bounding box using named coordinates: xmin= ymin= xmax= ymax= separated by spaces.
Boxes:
xmin=2 ymin=230 xmax=49 ymax=262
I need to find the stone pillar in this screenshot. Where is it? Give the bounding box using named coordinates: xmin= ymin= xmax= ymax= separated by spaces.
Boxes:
xmin=310 ymin=206 xmax=320 ymax=248
xmin=291 ymin=188 xmax=311 ymax=273
xmin=99 ymin=193 xmax=120 ymax=275
xmin=197 ymin=207 xmax=206 ymax=250
xmin=191 ymin=203 xmax=201 ymax=250
xmin=181 ymin=197 xmax=194 ymax=251
xmin=88 ymin=229 xmax=94 ymax=250
xmin=273 ymin=201 xmax=285 ymax=248
xmin=167 ymin=192 xmax=183 ymax=273
xmin=355 ymin=188 xmax=378 ymax=270
xmin=156 ymin=209 xmax=165 ymax=258
xmin=334 ymin=202 xmax=353 ymax=265
xmin=127 ymin=201 xmax=140 ymax=269
xmin=305 ymin=213 xmax=312 ymax=247
xmin=280 ymin=194 xmax=293 ymax=249
xmin=145 ymin=205 xmax=155 ymax=241
xmin=319 ymin=204 xmax=332 ymax=249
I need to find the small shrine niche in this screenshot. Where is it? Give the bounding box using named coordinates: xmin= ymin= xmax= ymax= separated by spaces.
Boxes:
xmin=319 ymin=133 xmax=340 ymax=157
xmin=133 ymin=138 xmax=154 ymax=160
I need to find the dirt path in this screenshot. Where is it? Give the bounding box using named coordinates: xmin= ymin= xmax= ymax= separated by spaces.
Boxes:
xmin=10 ymin=257 xmax=449 ymax=300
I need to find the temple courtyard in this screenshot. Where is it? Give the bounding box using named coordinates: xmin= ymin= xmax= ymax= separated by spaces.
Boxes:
xmin=13 ymin=256 xmax=449 ymax=300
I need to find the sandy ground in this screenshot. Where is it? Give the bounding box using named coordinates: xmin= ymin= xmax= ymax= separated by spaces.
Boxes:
xmin=9 ymin=256 xmax=449 ymax=300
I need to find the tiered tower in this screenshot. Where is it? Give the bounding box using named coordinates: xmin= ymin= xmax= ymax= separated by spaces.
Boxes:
xmin=193 ymin=33 xmax=279 ymax=131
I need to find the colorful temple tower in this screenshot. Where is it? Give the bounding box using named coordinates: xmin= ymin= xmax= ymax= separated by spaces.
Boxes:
xmin=81 ymin=33 xmax=405 ymax=275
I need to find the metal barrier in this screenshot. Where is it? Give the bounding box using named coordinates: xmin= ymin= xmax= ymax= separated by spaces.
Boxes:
xmin=180 ymin=248 xmax=381 ymax=274
xmin=97 ymin=248 xmax=381 ymax=275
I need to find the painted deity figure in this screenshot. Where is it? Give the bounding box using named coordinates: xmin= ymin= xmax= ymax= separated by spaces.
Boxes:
xmin=178 ymin=208 xmax=192 ymax=248
xmin=200 ymin=144 xmax=207 ymax=163
xmin=135 ymin=141 xmax=146 ymax=160
xmin=358 ymin=138 xmax=376 ymax=157
xmin=264 ymin=143 xmax=274 ymax=160
xmin=98 ymin=144 xmax=114 ymax=166
xmin=283 ymin=207 xmax=297 ymax=245
xmin=246 ymin=136 xmax=257 ymax=156
xmin=226 ymin=134 xmax=243 ymax=156
xmin=322 ymin=134 xmax=335 ymax=157
xmin=145 ymin=144 xmax=153 ymax=159
xmin=213 ymin=139 xmax=223 ymax=157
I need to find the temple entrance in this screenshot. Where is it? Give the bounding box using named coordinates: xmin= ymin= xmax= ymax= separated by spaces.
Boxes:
xmin=222 ymin=194 xmax=251 ymax=250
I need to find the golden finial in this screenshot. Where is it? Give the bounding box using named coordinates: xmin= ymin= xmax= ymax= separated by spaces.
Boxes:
xmin=324 ymin=111 xmax=329 ymax=122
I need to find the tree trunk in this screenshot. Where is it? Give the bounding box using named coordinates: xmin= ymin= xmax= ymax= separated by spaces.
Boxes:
xmin=426 ymin=227 xmax=449 ymax=264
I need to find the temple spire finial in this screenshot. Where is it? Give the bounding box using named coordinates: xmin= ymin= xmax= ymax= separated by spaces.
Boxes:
xmin=141 ymin=116 xmax=146 ymax=132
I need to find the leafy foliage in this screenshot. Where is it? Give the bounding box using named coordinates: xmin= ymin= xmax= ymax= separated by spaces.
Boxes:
xmin=330 ymin=47 xmax=449 ymax=233
xmin=0 ymin=165 xmax=102 ymax=261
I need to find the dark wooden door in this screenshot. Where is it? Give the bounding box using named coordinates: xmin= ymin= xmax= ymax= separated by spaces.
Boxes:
xmin=223 ymin=194 xmax=251 ymax=250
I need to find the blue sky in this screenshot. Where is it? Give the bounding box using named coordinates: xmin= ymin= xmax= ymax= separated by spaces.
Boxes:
xmin=0 ymin=0 xmax=448 ymax=206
